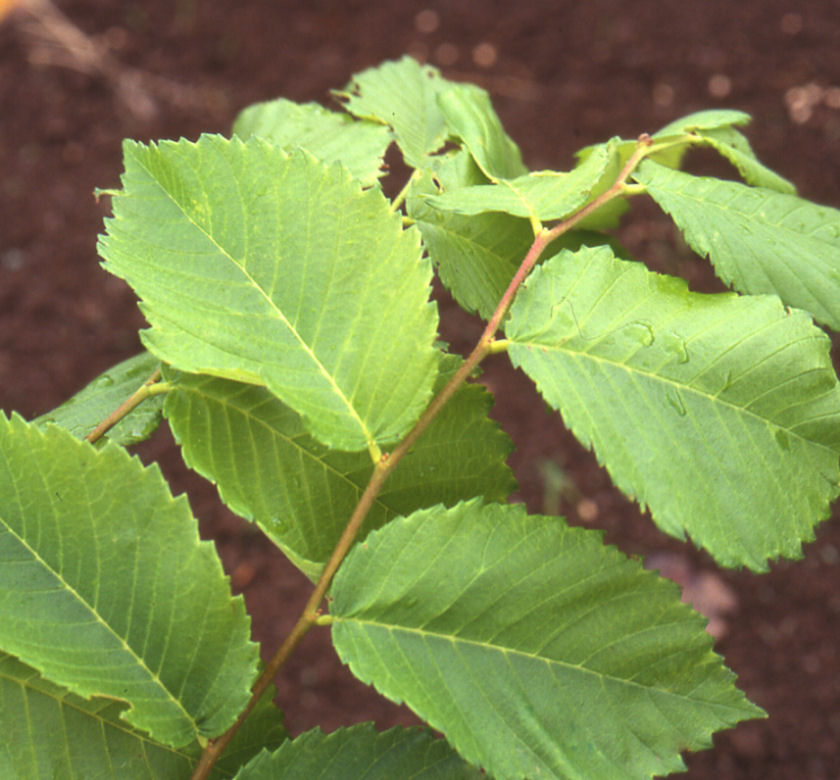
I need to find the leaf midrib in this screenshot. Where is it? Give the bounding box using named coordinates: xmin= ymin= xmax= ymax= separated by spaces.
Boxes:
xmin=173 ymin=381 xmax=412 ymax=519
xmin=659 ymin=175 xmax=834 ymax=244
xmin=513 ymin=333 xmax=839 ymax=457
xmin=1 ymin=520 xmax=193 ymax=730
xmin=335 ymin=616 xmax=745 ymax=713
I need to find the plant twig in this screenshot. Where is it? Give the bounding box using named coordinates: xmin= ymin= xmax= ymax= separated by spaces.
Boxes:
xmin=190 ymin=133 xmax=654 ymax=779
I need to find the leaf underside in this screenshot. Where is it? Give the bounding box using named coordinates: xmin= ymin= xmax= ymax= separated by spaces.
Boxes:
xmin=334 ymin=56 xmax=451 ymax=167
xmin=0 ymin=414 xmax=258 ymax=747
xmin=407 ymin=150 xmax=539 ymax=320
xmin=653 ymin=108 xmax=752 ymax=137
xmin=231 ymin=97 xmax=392 ymax=187
xmin=98 ymin=134 xmax=439 ymax=452
xmin=331 ymin=500 xmax=762 ymax=780
xmin=436 ymin=82 xmax=527 ymax=181
xmin=0 ymin=652 xmax=200 ymax=779
xmin=506 ymin=246 xmax=840 ymax=570
xmin=234 ymin=724 xmax=479 ymax=779
xmin=33 ymin=351 xmax=163 ymax=447
xmin=635 ymin=160 xmax=840 ymax=329
xmin=422 ymin=135 xmax=615 ymax=222
xmin=696 ymin=126 xmax=796 ymax=193
xmin=650 ymin=110 xmax=794 ymax=193
xmin=163 ymin=353 xmax=516 ymax=580
xmin=0 ymin=651 xmax=286 ymax=779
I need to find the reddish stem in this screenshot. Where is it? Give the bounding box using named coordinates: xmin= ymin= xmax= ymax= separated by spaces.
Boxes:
xmin=190 ymin=133 xmax=653 ymax=779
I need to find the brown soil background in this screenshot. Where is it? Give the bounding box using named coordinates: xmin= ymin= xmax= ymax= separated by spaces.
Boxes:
xmin=2 ymin=2 xmax=840 ymax=777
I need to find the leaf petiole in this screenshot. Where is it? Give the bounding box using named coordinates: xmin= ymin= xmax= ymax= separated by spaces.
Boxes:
xmin=486 ymin=339 xmax=509 ymax=354
xmin=86 ymin=368 xmax=168 ymax=444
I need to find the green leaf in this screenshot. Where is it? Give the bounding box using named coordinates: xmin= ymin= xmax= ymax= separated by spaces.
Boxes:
xmin=635 ymin=160 xmax=840 ymax=329
xmin=422 ymin=137 xmax=614 ymax=221
xmin=98 ymin=135 xmax=439 ymax=451
xmin=212 ymin=679 xmax=289 ymax=778
xmin=0 ymin=652 xmax=286 ymax=779
xmin=506 ymin=246 xmax=840 ymax=570
xmin=0 ymin=413 xmax=258 ymax=747
xmin=425 ymin=171 xmax=570 ymax=219
xmin=653 ymin=109 xmax=752 ymax=137
xmin=408 ymin=151 xmax=537 ymax=320
xmin=437 ymin=83 xmax=527 ymax=181
xmin=231 ymin=97 xmax=391 ymax=187
xmin=33 ymin=351 xmax=164 ymax=447
xmin=652 ymin=110 xmax=795 ymax=193
xmin=163 ymin=353 xmax=515 ymax=580
xmin=0 ymin=652 xmax=200 ymax=779
xmin=334 ymin=56 xmax=450 ymax=167
xmin=413 ymin=206 xmax=535 ymax=321
xmin=331 ymin=500 xmax=763 ymax=780
xmin=690 ymin=126 xmax=795 ymax=194
xmin=234 ymin=724 xmax=479 ymax=779
xmin=568 ymin=137 xmax=632 ymax=231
